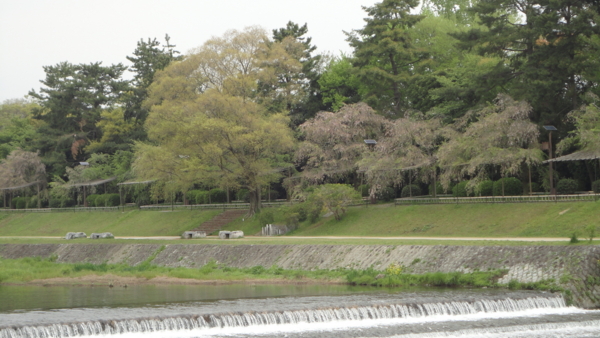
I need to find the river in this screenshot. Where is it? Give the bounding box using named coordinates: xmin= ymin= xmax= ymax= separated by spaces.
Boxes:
xmin=1 ymin=284 xmax=599 ymax=338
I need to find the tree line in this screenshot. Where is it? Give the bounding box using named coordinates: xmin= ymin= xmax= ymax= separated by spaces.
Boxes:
xmin=1 ymin=0 xmax=599 ymax=214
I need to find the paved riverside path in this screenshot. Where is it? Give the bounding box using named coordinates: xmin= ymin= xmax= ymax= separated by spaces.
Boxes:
xmin=0 ymin=236 xmax=570 ymax=241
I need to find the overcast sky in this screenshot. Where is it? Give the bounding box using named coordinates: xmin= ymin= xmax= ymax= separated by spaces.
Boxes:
xmin=0 ymin=0 xmax=381 ymax=103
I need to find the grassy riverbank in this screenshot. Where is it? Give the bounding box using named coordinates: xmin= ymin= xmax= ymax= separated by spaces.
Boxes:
xmin=0 ymin=200 xmax=598 ymax=239
xmin=0 ymin=209 xmax=221 ymax=236
xmin=230 ymin=201 xmax=600 ymax=238
xmin=0 ymin=256 xmax=558 ymax=293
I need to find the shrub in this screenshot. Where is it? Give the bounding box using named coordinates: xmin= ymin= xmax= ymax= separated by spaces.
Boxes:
xmin=570 ymin=232 xmax=580 ymax=244
xmin=556 ymin=179 xmax=578 ymax=195
xmin=257 ymin=209 xmax=275 ymax=225
xmin=13 ymin=197 xmax=29 ymax=209
xmin=49 ymin=199 xmax=62 ymax=208
xmin=593 ymin=180 xmax=600 ymax=194
xmin=493 ymin=178 xmax=522 ymax=196
xmin=428 ymin=182 xmax=444 ymax=196
xmin=477 ymin=180 xmax=494 ymax=196
xmin=400 ymin=185 xmax=421 ymax=198
xmin=290 ymin=203 xmax=308 ymax=222
xmin=452 ymin=181 xmax=470 ymax=197
xmin=379 ymin=186 xmax=398 ymax=201
xmin=195 ymin=191 xmax=209 ymax=204
xmin=105 ymin=194 xmax=120 ymax=206
xmin=186 ymin=190 xmax=198 ymax=204
xmin=86 ymin=194 xmax=100 ymax=206
xmin=94 ymin=194 xmax=106 ymax=207
xmin=236 ymin=189 xmax=249 ymax=202
xmin=209 ymin=189 xmax=227 ymax=203
xmin=27 ymin=196 xmax=42 ymax=208
xmin=357 ymin=184 xmax=370 ymax=197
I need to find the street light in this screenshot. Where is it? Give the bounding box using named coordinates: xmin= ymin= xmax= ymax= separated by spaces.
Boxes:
xmin=544 ymin=125 xmax=557 ymax=196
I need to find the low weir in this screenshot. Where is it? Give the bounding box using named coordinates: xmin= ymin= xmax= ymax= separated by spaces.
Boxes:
xmin=3 ymin=294 xmax=595 ymax=338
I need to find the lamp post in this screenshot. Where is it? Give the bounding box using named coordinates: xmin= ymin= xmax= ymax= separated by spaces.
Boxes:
xmin=544 ymin=126 xmax=557 ymax=196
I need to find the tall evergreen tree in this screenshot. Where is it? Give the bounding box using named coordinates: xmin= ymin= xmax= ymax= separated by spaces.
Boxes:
xmin=271 ymin=21 xmax=326 ymax=125
xmin=124 ymin=35 xmax=181 ymax=126
xmin=346 ymin=0 xmax=427 ymax=117
xmin=455 ymin=0 xmax=600 ymax=126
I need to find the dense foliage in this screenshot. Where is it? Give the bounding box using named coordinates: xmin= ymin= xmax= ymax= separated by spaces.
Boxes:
xmin=2 ymin=1 xmax=599 ymax=213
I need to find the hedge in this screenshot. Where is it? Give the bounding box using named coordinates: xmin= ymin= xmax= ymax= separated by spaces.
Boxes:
xmin=556 ymin=179 xmax=578 ymax=195
xmin=477 ymin=180 xmax=494 ymax=196
xmin=400 ymin=185 xmax=421 ymax=198
xmin=493 ymin=178 xmax=522 ymax=196
xmin=209 ymin=189 xmax=227 ymax=203
xmin=452 ymin=181 xmax=471 ymax=197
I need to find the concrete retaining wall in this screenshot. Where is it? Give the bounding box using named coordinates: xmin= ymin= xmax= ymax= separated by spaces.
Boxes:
xmin=1 ymin=243 xmax=599 ymax=308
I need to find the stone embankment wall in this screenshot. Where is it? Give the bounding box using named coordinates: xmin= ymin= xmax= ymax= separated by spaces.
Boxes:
xmin=1 ymin=244 xmax=599 ymax=308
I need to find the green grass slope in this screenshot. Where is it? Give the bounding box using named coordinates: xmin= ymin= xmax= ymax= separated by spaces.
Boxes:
xmin=0 ymin=201 xmax=597 ymax=238
xmin=0 ymin=209 xmax=221 ymax=236
xmin=290 ymin=201 xmax=600 ymax=238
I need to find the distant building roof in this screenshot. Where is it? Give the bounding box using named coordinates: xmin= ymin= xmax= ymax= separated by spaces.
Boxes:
xmin=544 ymin=149 xmax=600 ymax=163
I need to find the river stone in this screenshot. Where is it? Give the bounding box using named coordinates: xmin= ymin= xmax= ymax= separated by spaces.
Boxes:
xmin=219 ymin=230 xmax=244 ymax=239
xmin=90 ymin=232 xmax=114 ymax=239
xmin=65 ymin=232 xmax=86 ymax=240
xmin=181 ymin=231 xmax=206 ymax=239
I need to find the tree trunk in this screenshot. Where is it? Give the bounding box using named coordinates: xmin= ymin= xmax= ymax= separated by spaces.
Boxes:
xmin=248 ymin=187 xmax=262 ymax=216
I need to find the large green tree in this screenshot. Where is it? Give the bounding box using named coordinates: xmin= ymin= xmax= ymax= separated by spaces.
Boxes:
xmin=28 ymin=62 xmax=129 ymax=177
xmin=346 ymin=0 xmax=427 ymax=117
xmin=455 ymin=0 xmax=600 ymax=125
xmin=135 ymin=27 xmax=297 ymax=215
xmin=124 ymin=35 xmax=181 ymax=125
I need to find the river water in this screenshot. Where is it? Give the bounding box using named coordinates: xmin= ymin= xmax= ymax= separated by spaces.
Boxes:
xmin=0 ymin=284 xmax=599 ymax=338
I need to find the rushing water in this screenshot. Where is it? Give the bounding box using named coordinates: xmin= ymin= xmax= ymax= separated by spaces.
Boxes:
xmin=0 ymin=285 xmax=599 ymax=338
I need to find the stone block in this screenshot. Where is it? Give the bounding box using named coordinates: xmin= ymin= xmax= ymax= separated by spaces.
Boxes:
xmin=90 ymin=232 xmax=114 ymax=239
xmin=65 ymin=232 xmax=87 ymax=240
xmin=219 ymin=230 xmax=244 ymax=239
xmin=181 ymin=231 xmax=206 ymax=239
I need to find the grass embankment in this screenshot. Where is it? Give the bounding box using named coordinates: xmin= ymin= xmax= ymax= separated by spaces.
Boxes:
xmin=1 ymin=256 xmax=559 ymax=294
xmin=227 ymin=201 xmax=600 ymax=238
xmin=0 ymin=209 xmax=221 ymax=236
xmin=0 ymin=200 xmax=598 ymax=240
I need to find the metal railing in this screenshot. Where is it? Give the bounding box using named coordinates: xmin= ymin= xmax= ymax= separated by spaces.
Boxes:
xmin=139 ymin=201 xmax=289 ymax=211
xmin=394 ymin=193 xmax=600 ymax=205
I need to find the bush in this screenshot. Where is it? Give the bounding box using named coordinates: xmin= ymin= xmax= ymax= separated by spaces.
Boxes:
xmin=236 ymin=189 xmax=249 ymax=202
xmin=378 ymin=186 xmax=398 ymax=201
xmin=196 ymin=191 xmax=209 ymax=204
xmin=452 ymin=181 xmax=470 ymax=197
xmin=94 ymin=194 xmax=106 ymax=207
xmin=493 ymin=177 xmax=522 ymax=196
xmin=400 ymin=185 xmax=421 ymax=198
xmin=105 ymin=194 xmax=120 ymax=206
xmin=290 ymin=203 xmax=308 ymax=222
xmin=556 ymin=178 xmax=578 ymax=195
xmin=476 ymin=180 xmax=493 ymax=196
xmin=428 ymin=182 xmax=444 ymax=196
xmin=49 ymin=198 xmax=62 ymax=208
xmin=186 ymin=190 xmax=198 ymax=204
xmin=256 ymin=209 xmax=275 ymax=225
xmin=593 ymin=180 xmax=600 ymax=194
xmin=27 ymin=196 xmax=42 ymax=208
xmin=209 ymin=189 xmax=227 ymax=203
xmin=13 ymin=197 xmax=29 ymax=209
xmin=87 ymin=194 xmax=100 ymax=206
xmin=357 ymin=184 xmax=370 ymax=197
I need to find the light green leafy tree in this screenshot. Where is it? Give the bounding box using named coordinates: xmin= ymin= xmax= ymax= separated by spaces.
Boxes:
xmin=308 ymin=184 xmax=361 ymax=221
